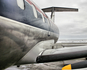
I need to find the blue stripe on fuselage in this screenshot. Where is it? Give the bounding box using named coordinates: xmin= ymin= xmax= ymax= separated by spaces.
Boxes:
xmin=0 ymin=0 xmax=59 ymax=34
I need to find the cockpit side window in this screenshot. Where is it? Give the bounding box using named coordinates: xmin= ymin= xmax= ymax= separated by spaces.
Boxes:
xmin=37 ymin=11 xmax=42 ymax=19
xmin=37 ymin=11 xmax=45 ymax=22
xmin=44 ymin=17 xmax=48 ymax=23
xmin=41 ymin=13 xmax=45 ymax=22
xmin=31 ymin=5 xmax=37 ymax=18
xmin=17 ymin=0 xmax=25 ymax=10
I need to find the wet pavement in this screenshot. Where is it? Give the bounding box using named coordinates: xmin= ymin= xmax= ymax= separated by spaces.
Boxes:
xmin=5 ymin=59 xmax=87 ymax=70
xmin=5 ymin=42 xmax=87 ymax=70
xmin=5 ymin=61 xmax=63 ymax=70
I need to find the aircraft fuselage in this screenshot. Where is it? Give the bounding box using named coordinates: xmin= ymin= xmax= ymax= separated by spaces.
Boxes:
xmin=0 ymin=0 xmax=59 ymax=69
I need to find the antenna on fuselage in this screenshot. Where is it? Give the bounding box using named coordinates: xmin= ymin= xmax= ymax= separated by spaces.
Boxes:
xmin=42 ymin=7 xmax=78 ymax=22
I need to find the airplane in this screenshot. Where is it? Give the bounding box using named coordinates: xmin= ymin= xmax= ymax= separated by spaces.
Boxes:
xmin=0 ymin=0 xmax=87 ymax=70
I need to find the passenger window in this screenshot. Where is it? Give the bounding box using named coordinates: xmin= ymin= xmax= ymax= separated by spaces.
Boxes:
xmin=17 ymin=0 xmax=25 ymax=10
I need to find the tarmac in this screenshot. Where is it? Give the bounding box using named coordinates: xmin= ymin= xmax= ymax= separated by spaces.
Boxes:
xmin=5 ymin=59 xmax=87 ymax=70
xmin=5 ymin=61 xmax=63 ymax=70
xmin=5 ymin=41 xmax=87 ymax=70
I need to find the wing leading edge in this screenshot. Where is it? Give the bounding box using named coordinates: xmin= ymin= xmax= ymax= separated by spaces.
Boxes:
xmin=36 ymin=46 xmax=87 ymax=63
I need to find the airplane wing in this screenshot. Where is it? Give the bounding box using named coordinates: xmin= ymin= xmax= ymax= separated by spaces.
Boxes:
xmin=36 ymin=46 xmax=87 ymax=69
xmin=42 ymin=7 xmax=78 ymax=12
xmin=55 ymin=42 xmax=87 ymax=48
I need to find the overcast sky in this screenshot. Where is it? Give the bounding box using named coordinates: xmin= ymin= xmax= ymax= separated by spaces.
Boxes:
xmin=33 ymin=0 xmax=87 ymax=40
